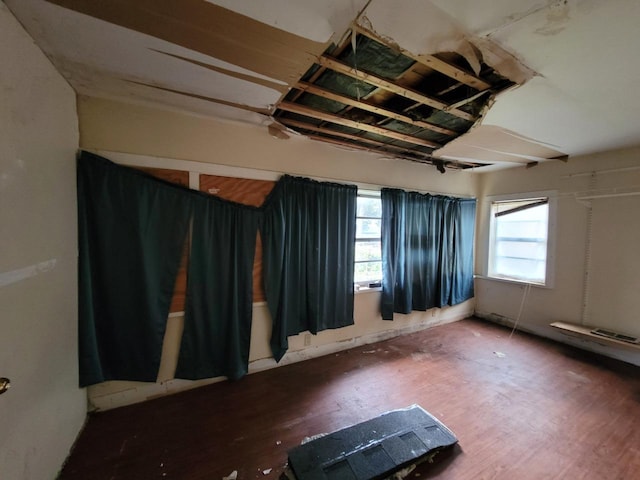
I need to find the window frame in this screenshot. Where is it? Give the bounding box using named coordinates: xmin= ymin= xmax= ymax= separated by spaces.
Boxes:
xmin=354 ymin=190 xmax=383 ymax=290
xmin=485 ymin=190 xmax=557 ymax=288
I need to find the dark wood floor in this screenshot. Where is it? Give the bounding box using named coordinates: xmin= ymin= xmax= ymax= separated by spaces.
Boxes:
xmin=59 ymin=317 xmax=640 ymax=480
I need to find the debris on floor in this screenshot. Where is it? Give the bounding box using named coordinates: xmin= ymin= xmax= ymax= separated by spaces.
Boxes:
xmin=493 ymin=351 xmax=506 ymax=358
xmin=263 ymin=468 xmax=272 ymax=475
xmin=287 ymin=405 xmax=457 ymax=479
xmin=222 ymin=470 xmax=237 ymax=480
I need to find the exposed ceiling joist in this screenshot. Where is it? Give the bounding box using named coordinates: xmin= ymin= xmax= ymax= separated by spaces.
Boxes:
xmin=280 ymin=117 xmax=431 ymax=157
xmin=273 ymin=27 xmax=517 ymax=169
xmin=296 ymin=82 xmax=456 ymax=136
xmin=318 ymin=55 xmax=476 ymax=122
xmin=278 ymin=101 xmax=440 ymax=149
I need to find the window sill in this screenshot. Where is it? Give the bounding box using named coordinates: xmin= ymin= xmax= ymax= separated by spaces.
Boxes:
xmin=354 ymin=286 xmax=382 ymax=294
xmin=474 ymin=275 xmax=552 ymax=289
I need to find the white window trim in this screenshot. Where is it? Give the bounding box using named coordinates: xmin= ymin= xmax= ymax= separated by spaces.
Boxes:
xmin=484 ymin=190 xmax=557 ymax=289
xmin=355 ymin=190 xmax=382 ymax=289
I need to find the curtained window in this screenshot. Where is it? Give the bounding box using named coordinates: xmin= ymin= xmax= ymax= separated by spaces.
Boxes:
xmin=381 ymin=188 xmax=476 ymax=321
xmin=262 ymin=175 xmax=357 ymax=362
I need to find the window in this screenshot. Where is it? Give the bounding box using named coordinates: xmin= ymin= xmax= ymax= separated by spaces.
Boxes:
xmin=355 ymin=191 xmax=382 ymax=288
xmin=488 ymin=193 xmax=555 ymax=286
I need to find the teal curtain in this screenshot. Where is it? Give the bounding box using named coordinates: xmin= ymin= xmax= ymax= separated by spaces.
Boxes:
xmin=262 ymin=175 xmax=357 ymax=362
xmin=77 ymin=152 xmax=192 ymax=387
xmin=381 ymin=188 xmax=476 ymax=320
xmin=451 ymin=199 xmax=477 ymax=305
xmin=175 ymin=195 xmax=260 ymax=380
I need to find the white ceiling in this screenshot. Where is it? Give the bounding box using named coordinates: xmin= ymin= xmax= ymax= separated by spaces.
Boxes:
xmin=6 ymin=0 xmax=640 ymax=169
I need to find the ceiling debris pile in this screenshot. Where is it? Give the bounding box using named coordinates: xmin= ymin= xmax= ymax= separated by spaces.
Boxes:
xmin=272 ymin=26 xmax=515 ymax=170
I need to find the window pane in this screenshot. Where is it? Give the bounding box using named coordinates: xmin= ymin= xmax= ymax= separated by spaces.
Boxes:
xmin=356 ymin=218 xmax=381 ymax=239
xmin=490 ymin=200 xmax=549 ymax=284
xmin=355 ymin=194 xmax=382 ymax=284
xmin=354 ymin=261 xmax=382 ymax=282
xmin=355 ymin=241 xmax=381 ymax=261
xmin=357 ymin=196 xmax=382 ymax=218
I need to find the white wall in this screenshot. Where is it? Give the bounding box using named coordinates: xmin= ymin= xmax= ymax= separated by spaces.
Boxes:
xmin=475 ymin=149 xmax=640 ymax=366
xmin=77 ymin=98 xmax=477 ymax=409
xmin=0 ymin=3 xmax=85 ymax=479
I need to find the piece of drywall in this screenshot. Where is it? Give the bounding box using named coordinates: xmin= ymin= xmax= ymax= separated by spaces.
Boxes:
xmin=475 ymin=148 xmax=640 ymax=366
xmin=0 ymin=4 xmax=85 ymax=479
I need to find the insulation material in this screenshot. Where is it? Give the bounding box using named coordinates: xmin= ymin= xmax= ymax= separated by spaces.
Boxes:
xmin=342 ymin=35 xmax=416 ymax=79
xmin=357 ymin=0 xmax=483 ymax=74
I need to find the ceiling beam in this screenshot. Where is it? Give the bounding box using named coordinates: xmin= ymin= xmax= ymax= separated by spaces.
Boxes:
xmin=297 ymin=82 xmax=457 ymax=136
xmin=307 ymin=135 xmax=436 ymax=165
xmin=317 ymin=56 xmax=475 ymax=122
xmin=280 ymin=118 xmax=431 ymax=157
xmin=282 ymin=119 xmax=475 ymax=169
xmin=353 ymin=25 xmax=491 ymax=91
xmin=277 ymin=101 xmax=440 ymax=149
xmin=289 ymin=29 xmax=356 ymax=104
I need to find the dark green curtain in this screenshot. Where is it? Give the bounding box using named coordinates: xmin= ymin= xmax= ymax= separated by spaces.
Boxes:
xmin=77 ymin=151 xmax=192 ymax=387
xmin=381 ymin=188 xmax=476 ymax=320
xmin=451 ymin=199 xmax=477 ymax=305
xmin=262 ymin=175 xmax=357 ymax=362
xmin=175 ymin=195 xmax=260 ymax=380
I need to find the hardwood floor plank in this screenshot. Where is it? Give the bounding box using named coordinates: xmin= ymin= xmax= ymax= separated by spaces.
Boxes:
xmin=59 ymin=318 xmax=640 ymax=479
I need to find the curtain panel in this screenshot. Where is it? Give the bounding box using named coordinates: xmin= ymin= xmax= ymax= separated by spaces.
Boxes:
xmin=262 ymin=175 xmax=357 ymax=362
xmin=77 ymin=151 xmax=193 ymax=387
xmin=381 ymin=188 xmax=476 ymax=321
xmin=79 ymin=153 xmax=360 ymax=385
xmin=78 ymin=152 xmax=260 ymax=386
xmin=175 ymin=194 xmax=260 ymax=381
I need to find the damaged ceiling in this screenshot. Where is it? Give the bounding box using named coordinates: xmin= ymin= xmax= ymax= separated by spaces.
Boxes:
xmin=6 ymin=0 xmax=640 ymax=171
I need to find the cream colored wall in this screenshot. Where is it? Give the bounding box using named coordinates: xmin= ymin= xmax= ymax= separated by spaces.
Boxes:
xmin=0 ymin=4 xmax=85 ymax=479
xmin=77 ymin=98 xmax=477 ymax=410
xmin=475 ymin=149 xmax=640 ymax=366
